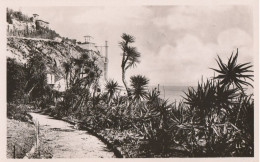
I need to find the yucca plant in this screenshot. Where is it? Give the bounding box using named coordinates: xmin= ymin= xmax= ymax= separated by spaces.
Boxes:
xmin=105 ymin=79 xmax=120 ymax=105
xmin=209 ymin=50 xmax=254 ymax=156
xmin=183 ymin=78 xmax=242 ymax=156
xmin=211 ymin=49 xmax=253 ymax=90
xmin=179 ymin=50 xmax=255 ymax=156
xmin=119 ymin=33 xmax=141 ymax=97
xmin=130 ymin=75 xmax=149 ymax=102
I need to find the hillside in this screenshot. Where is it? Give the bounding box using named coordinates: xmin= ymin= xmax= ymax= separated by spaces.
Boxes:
xmin=7 ymin=36 xmax=105 ymax=92
xmin=7 ymin=37 xmax=80 ymax=71
xmin=6 ymin=8 xmax=106 ymax=86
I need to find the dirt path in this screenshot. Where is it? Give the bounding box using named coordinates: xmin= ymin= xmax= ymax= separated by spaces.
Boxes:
xmin=29 ymin=112 xmax=115 ymax=158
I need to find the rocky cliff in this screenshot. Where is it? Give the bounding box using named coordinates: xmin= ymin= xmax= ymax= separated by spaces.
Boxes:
xmin=7 ymin=37 xmax=105 ymax=91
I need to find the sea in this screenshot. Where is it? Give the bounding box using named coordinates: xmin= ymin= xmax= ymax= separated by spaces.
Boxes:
xmin=149 ymin=85 xmax=254 ymax=103
xmin=118 ymin=85 xmax=254 ymax=104
xmin=149 ymin=85 xmax=191 ymax=103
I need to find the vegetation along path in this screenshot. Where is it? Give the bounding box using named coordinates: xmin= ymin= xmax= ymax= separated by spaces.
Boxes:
xmin=29 ymin=112 xmax=115 ymax=158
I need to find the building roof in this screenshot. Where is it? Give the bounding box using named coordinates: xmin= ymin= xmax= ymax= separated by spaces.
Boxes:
xmin=33 ymin=14 xmax=39 ymax=16
xmin=36 ymin=20 xmax=49 ymax=24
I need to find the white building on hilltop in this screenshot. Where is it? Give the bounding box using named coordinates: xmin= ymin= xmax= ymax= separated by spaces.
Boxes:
xmin=77 ymin=36 xmax=108 ymax=91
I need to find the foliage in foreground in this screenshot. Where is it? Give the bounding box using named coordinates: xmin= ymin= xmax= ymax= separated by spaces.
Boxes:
xmin=7 ymin=32 xmax=254 ymax=158
xmin=59 ymin=49 xmax=253 ymax=157
xmin=50 ymin=49 xmax=253 ymax=157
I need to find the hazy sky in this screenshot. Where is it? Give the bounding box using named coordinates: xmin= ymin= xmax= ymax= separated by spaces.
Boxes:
xmin=12 ymin=6 xmax=254 ymax=86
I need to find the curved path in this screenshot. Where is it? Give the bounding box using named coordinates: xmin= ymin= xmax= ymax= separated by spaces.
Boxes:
xmin=29 ymin=112 xmax=115 ymax=158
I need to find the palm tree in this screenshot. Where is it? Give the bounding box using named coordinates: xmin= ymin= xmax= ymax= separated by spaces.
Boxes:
xmin=211 ymin=49 xmax=253 ymax=90
xmin=119 ymin=33 xmax=141 ymax=97
xmin=130 ymin=75 xmax=149 ymax=102
xmin=105 ymin=79 xmax=120 ymax=105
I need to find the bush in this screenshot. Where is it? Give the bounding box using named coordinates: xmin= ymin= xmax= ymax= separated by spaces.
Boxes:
xmin=7 ymin=58 xmax=26 ymax=103
xmin=7 ymin=104 xmax=33 ymax=123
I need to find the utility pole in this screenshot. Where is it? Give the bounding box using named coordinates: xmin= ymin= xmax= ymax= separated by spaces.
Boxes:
xmin=95 ymin=41 xmax=108 ymax=81
xmin=104 ymin=41 xmax=108 ymax=81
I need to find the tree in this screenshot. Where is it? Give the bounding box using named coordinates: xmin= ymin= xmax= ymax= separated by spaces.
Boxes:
xmin=119 ymin=33 xmax=141 ymax=97
xmin=7 ymin=8 xmax=13 ymax=24
xmin=64 ymin=53 xmax=102 ymax=114
xmin=7 ymin=58 xmax=26 ymax=102
xmin=211 ymin=48 xmax=253 ymax=90
xmin=25 ymin=53 xmax=47 ymax=101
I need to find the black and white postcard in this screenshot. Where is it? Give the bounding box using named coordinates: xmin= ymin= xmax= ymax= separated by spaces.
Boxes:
xmin=1 ymin=0 xmax=259 ymax=161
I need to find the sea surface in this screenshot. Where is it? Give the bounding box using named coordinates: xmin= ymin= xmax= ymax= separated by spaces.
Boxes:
xmin=149 ymin=85 xmax=254 ymax=103
xmin=149 ymin=85 xmax=191 ymax=103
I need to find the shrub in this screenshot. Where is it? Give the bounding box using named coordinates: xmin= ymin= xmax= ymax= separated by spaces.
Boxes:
xmin=7 ymin=104 xmax=33 ymax=123
xmin=7 ymin=58 xmax=26 ymax=103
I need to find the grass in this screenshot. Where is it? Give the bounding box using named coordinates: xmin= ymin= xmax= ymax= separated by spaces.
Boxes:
xmin=7 ymin=119 xmax=36 ymax=158
xmin=31 ymin=129 xmax=53 ymax=159
xmin=7 ymin=104 xmax=53 ymax=159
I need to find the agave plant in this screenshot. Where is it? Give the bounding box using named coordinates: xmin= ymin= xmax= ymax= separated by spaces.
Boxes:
xmin=112 ymin=94 xmax=127 ymax=106
xmin=150 ymin=99 xmax=174 ymax=153
xmin=234 ymin=95 xmax=254 ymax=156
xmin=169 ymin=101 xmax=189 ymax=125
xmin=220 ymin=94 xmax=254 ymax=157
xmin=130 ymin=75 xmax=149 ymax=102
xmin=184 ymin=79 xmax=239 ymax=123
xmin=146 ymin=88 xmax=160 ymax=107
xmin=184 ymin=79 xmax=217 ymax=124
xmin=214 ymin=81 xmax=239 ymax=114
xmin=211 ymin=49 xmax=253 ymax=90
xmin=105 ymin=79 xmax=120 ymax=104
xmin=235 ymin=95 xmax=254 ymax=132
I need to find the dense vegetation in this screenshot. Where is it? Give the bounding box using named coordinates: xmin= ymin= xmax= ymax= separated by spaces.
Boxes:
xmin=7 ymin=8 xmax=31 ymax=24
xmin=7 ymin=33 xmax=254 ymax=157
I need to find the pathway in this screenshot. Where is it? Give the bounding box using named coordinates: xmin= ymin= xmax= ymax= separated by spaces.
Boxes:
xmin=29 ymin=112 xmax=115 ymax=158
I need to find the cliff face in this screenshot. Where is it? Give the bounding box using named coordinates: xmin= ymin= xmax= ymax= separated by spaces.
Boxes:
xmin=7 ymin=37 xmax=105 ymax=90
xmin=7 ymin=8 xmax=60 ymax=40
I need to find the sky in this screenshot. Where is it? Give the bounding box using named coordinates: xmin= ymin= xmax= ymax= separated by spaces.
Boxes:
xmin=11 ymin=5 xmax=254 ymax=86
